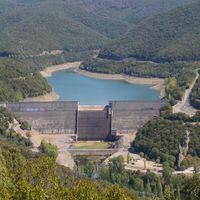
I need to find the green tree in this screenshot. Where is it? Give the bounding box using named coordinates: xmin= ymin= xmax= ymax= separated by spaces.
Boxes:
xmin=14 ymin=179 xmax=33 ymax=200
xmin=145 ymin=180 xmax=152 ymax=194
xmin=100 ymin=166 xmax=110 ymax=181
xmin=20 ymin=121 xmax=31 ymax=131
xmin=14 ymin=90 xmax=23 ymax=101
xmin=84 ymin=161 xmax=95 ymax=178
xmin=39 ymin=141 xmax=58 ymax=158
xmin=157 ymin=178 xmax=163 ymax=198
xmin=176 ymin=186 xmax=181 ymax=200
xmin=104 ymin=185 xmax=132 ymax=200
xmin=133 ymin=177 xmax=144 ymax=192
xmin=163 ymin=162 xmax=173 ymax=184
xmin=164 ymin=185 xmax=176 ymax=200
xmin=71 ymin=180 xmax=100 ymax=200
xmin=182 ymin=174 xmax=200 ymax=200
xmin=109 ymin=156 xmax=124 ymax=174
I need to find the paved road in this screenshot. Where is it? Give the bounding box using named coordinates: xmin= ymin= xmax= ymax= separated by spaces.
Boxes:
xmin=173 ymin=69 xmax=199 ymax=116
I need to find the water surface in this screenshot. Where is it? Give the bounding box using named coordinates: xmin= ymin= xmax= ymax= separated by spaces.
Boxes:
xmin=48 ymin=70 xmax=159 ymax=105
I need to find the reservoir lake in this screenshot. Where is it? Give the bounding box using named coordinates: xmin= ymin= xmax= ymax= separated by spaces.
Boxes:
xmin=48 ymin=70 xmax=160 ymax=105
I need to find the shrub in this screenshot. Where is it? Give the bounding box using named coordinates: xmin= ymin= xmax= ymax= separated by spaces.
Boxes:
xmin=39 ymin=141 xmax=58 ymax=158
xmin=20 ymin=121 xmax=31 ymax=131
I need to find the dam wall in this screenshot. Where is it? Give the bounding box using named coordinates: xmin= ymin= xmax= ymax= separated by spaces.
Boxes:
xmin=110 ymin=101 xmax=163 ymax=134
xmin=6 ymin=100 xmax=164 ymax=140
xmin=7 ymin=102 xmax=78 ymax=134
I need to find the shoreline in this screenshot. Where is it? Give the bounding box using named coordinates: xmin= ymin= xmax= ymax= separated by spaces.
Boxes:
xmin=25 ymin=61 xmax=165 ymax=102
xmin=40 ymin=61 xmax=82 ymax=77
xmin=74 ymin=68 xmax=165 ymax=97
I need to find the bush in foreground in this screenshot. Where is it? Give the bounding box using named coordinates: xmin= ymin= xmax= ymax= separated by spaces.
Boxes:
xmin=39 ymin=141 xmax=58 ymax=158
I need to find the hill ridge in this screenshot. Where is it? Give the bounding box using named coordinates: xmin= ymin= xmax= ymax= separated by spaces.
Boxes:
xmin=98 ymin=1 xmax=200 ymax=62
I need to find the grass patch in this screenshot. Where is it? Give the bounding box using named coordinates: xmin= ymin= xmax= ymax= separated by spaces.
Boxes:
xmin=74 ymin=141 xmax=112 ymax=150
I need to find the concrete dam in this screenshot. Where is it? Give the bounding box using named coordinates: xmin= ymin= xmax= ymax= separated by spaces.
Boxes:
xmin=5 ymin=101 xmax=164 ymax=140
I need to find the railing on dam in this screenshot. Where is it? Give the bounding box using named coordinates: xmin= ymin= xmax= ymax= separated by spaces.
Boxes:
xmin=62 ymin=149 xmax=118 ymax=156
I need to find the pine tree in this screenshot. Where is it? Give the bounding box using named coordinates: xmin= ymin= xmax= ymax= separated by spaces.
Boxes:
xmin=164 ymin=185 xmax=176 ymax=200
xmin=145 ymin=180 xmax=152 ymax=194
xmin=176 ymin=186 xmax=181 ymax=200
xmin=157 ymin=179 xmax=163 ymax=198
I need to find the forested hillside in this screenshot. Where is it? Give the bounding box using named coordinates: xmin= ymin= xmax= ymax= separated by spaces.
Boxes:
xmin=0 ymin=58 xmax=51 ymax=102
xmin=64 ymin=0 xmax=196 ymax=24
xmin=0 ymin=0 xmax=197 ymax=56
xmin=0 ymin=2 xmax=109 ymax=55
xmin=134 ymin=113 xmax=200 ymax=169
xmin=99 ymin=1 xmax=200 ymax=62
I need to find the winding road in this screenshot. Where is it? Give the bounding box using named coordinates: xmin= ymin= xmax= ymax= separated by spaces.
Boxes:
xmin=173 ymin=69 xmax=199 ymax=116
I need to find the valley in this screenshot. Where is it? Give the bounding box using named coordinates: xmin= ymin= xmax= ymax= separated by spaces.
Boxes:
xmin=0 ymin=0 xmax=200 ymax=199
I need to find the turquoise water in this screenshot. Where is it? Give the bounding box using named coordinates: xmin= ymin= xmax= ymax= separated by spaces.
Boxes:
xmin=47 ymin=70 xmax=160 ymax=105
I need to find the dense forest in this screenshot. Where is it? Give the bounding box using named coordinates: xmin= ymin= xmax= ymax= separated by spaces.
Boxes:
xmin=133 ymin=112 xmax=200 ymax=169
xmin=0 ymin=5 xmax=108 ymax=55
xmin=0 ymin=58 xmax=51 ymax=102
xmin=82 ymin=59 xmax=189 ymax=78
xmin=0 ymin=0 xmax=196 ymax=56
xmin=98 ymin=1 xmax=200 ymax=62
xmin=64 ymin=0 xmax=196 ymax=25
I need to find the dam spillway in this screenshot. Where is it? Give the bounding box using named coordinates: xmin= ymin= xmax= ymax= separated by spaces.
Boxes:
xmin=6 ymin=100 xmax=164 ymax=140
